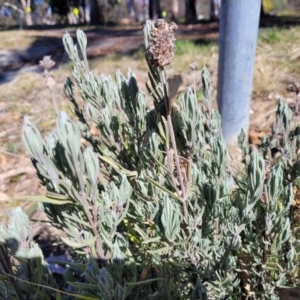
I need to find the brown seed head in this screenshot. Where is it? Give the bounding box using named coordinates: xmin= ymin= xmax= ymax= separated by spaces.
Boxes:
xmin=148 ymin=19 xmax=178 ymax=67
xmin=287 ymin=81 xmax=300 ymax=94
xmin=189 ymin=61 xmax=199 ymax=71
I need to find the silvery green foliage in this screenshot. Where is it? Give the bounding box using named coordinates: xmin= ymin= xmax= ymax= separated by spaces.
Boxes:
xmin=236 ymin=98 xmax=300 ymax=298
xmin=12 ymin=23 xmax=300 ymax=299
xmin=0 ymin=207 xmax=58 ymax=299
xmin=22 ymin=108 xmax=133 ymax=261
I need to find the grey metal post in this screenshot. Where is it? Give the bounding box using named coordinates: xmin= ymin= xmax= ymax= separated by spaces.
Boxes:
xmin=217 ymin=0 xmax=261 ymax=145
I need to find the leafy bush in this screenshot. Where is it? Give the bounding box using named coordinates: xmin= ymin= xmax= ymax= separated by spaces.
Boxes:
xmin=1 ymin=19 xmax=300 ymax=299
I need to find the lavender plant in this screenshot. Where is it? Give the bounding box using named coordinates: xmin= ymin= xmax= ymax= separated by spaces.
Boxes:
xmin=1 ymin=19 xmax=300 ymax=299
xmin=0 ymin=207 xmax=59 ymax=300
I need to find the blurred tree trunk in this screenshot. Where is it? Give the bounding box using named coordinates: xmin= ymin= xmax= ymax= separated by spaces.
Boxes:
xmin=132 ymin=0 xmax=139 ymax=21
xmin=170 ymin=0 xmax=179 ymax=22
xmin=210 ymin=0 xmax=221 ymax=20
xmin=3 ymin=0 xmax=33 ymax=26
xmin=90 ymin=0 xmax=105 ymax=24
xmin=81 ymin=0 xmax=86 ymax=24
xmin=185 ymin=0 xmax=197 ymax=24
xmin=149 ymin=0 xmax=161 ymax=20
xmin=49 ymin=0 xmax=69 ymax=16
xmin=20 ymin=0 xmax=33 ymax=26
xmin=260 ymin=2 xmax=266 ymax=18
xmin=126 ymin=0 xmax=139 ymax=21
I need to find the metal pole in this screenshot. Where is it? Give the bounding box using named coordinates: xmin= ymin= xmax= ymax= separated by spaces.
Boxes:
xmin=217 ymin=0 xmax=261 ymax=145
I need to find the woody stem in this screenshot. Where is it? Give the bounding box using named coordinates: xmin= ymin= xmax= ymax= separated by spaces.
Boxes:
xmin=159 ymin=67 xmax=188 ymax=219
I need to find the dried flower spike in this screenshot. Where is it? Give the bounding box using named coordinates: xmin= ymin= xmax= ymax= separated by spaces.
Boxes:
xmin=189 ymin=61 xmax=199 ymax=71
xmin=287 ymin=81 xmax=300 ymax=94
xmin=39 ymin=56 xmax=55 ymax=72
xmin=287 ymin=81 xmax=300 ymax=114
xmin=148 ymin=19 xmax=178 ymax=67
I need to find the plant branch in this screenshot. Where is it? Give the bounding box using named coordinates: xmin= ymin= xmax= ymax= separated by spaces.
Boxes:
xmin=0 ymin=245 xmax=23 ymax=300
xmin=263 ymin=185 xmax=269 ymax=266
xmin=159 ymin=67 xmax=188 ymax=219
xmin=163 ymin=259 xmax=168 ymax=299
xmin=296 ymin=92 xmax=299 ymax=115
xmin=71 ymin=152 xmax=107 ymax=260
xmin=166 ymin=148 xmax=180 ymax=195
xmin=50 ymin=88 xmax=59 ymax=116
xmin=3 ymin=2 xmax=23 ymax=14
xmin=166 ymin=116 xmax=188 ymax=218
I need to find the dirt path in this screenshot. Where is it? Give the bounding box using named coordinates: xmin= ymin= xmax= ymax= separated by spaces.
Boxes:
xmin=0 ymin=22 xmax=219 ymax=84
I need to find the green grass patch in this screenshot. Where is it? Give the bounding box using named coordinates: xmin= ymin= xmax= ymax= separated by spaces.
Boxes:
xmin=260 ymin=27 xmax=284 ymax=44
xmin=175 ymin=39 xmax=217 ymax=56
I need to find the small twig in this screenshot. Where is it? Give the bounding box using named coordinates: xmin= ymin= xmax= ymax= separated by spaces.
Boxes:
xmin=295 ymin=92 xmax=299 ymax=115
xmin=249 ymin=107 xmax=277 ymax=125
xmin=0 ymin=150 xmax=30 ymax=159
xmin=3 ymin=2 xmax=24 ymax=14
xmin=49 ymin=88 xmax=59 ymax=116
xmin=0 ymin=270 xmax=102 ymax=299
xmin=193 ymin=71 xmax=196 ymax=97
